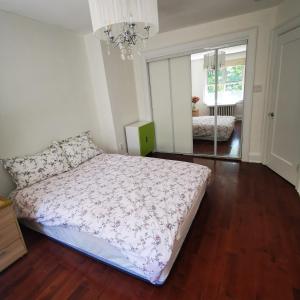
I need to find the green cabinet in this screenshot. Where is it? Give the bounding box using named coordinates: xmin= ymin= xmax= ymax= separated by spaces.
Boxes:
xmin=125 ymin=121 xmax=155 ymax=156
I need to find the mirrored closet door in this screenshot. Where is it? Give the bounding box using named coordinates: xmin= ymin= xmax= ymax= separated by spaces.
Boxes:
xmin=147 ymin=42 xmax=247 ymax=159
xmin=191 ymin=43 xmax=247 ymax=159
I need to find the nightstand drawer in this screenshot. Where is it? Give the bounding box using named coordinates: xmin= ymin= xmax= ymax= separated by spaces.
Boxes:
xmin=0 ymin=222 xmax=20 ymax=249
xmin=0 ymin=239 xmax=27 ymax=272
xmin=0 ymin=206 xmax=14 ymax=228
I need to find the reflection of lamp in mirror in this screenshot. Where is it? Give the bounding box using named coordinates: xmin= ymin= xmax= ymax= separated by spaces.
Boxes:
xmin=203 ymin=51 xmax=225 ymax=69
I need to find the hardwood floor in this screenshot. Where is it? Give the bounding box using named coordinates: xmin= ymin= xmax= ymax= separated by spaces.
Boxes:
xmin=193 ymin=120 xmax=242 ymax=158
xmin=1 ymin=154 xmax=300 ymax=300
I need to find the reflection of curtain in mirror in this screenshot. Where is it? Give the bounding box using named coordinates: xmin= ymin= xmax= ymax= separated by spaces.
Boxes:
xmin=203 ymin=51 xmax=225 ymax=69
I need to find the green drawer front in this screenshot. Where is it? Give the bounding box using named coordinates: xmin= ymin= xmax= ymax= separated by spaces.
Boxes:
xmin=139 ymin=122 xmax=155 ymax=156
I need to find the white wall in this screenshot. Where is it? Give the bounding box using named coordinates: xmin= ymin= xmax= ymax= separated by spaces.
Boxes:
xmin=84 ymin=34 xmax=118 ymax=153
xmin=101 ymin=44 xmax=139 ymax=153
xmin=0 ymin=9 xmax=140 ymax=195
xmin=191 ymin=58 xmax=209 ymax=116
xmin=0 ymin=10 xmax=101 ymax=195
xmin=276 ymin=0 xmax=300 ymax=25
xmin=134 ymin=7 xmax=277 ymax=162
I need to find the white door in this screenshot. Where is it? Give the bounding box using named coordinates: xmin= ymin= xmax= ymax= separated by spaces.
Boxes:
xmin=267 ymin=26 xmax=300 ymax=186
xmin=169 ymin=56 xmax=193 ymax=153
xmin=148 ymin=60 xmax=174 ymax=153
xmin=148 ymin=56 xmax=193 ymax=154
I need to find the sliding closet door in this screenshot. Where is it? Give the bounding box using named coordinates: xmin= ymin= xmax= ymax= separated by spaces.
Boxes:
xmin=148 ymin=56 xmax=193 ymax=154
xmin=216 ymin=45 xmax=247 ymax=158
xmin=170 ymin=56 xmax=193 ymax=153
xmin=148 ymin=60 xmax=174 ymax=152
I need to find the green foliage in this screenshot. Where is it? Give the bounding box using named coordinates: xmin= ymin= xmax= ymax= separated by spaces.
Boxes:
xmin=207 ymin=84 xmax=224 ymax=93
xmin=225 ymin=82 xmax=243 ymax=92
xmin=207 ymin=65 xmax=244 ymax=94
xmin=207 ymin=70 xmax=225 ymax=85
xmin=226 ymin=65 xmax=244 ymax=82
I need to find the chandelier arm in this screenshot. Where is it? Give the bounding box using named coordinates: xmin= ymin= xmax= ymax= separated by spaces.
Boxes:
xmin=101 ymin=23 xmax=153 ymax=57
xmin=112 ymin=32 xmax=126 ymax=48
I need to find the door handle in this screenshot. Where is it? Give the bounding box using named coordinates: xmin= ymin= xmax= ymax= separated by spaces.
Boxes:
xmin=268 ymin=112 xmax=275 ymax=118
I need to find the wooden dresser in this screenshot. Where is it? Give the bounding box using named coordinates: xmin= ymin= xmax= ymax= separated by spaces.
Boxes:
xmin=0 ymin=196 xmax=27 ymax=272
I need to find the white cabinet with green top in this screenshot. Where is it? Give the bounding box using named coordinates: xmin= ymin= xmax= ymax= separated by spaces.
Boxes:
xmin=125 ymin=121 xmax=155 ymax=156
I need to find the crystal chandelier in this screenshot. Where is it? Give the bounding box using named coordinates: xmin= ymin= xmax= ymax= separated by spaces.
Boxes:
xmin=88 ymin=0 xmax=159 ymax=60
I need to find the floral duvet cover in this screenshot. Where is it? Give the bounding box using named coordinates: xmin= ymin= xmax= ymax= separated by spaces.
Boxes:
xmin=11 ymin=154 xmax=211 ymax=283
xmin=193 ymin=116 xmax=235 ymax=141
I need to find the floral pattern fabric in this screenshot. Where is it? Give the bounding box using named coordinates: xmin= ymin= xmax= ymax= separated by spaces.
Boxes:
xmin=193 ymin=116 xmax=235 ymax=141
xmin=59 ymin=131 xmax=102 ymax=168
xmin=2 ymin=142 xmax=69 ymax=189
xmin=11 ymin=154 xmax=211 ymax=283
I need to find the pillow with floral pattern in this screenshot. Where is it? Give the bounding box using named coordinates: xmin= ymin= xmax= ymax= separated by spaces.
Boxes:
xmin=2 ymin=142 xmax=70 ymax=189
xmin=59 ymin=131 xmax=102 ymax=168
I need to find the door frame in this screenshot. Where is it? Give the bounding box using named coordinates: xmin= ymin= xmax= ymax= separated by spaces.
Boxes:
xmin=262 ymin=16 xmax=300 ymax=193
xmin=139 ymin=28 xmax=257 ymax=162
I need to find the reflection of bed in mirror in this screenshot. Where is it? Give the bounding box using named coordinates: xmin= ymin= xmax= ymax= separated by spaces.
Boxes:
xmin=192 ymin=116 xmax=235 ymax=141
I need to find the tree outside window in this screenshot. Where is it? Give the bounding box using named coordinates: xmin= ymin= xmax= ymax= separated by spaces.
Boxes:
xmin=205 ymin=65 xmax=245 ymax=105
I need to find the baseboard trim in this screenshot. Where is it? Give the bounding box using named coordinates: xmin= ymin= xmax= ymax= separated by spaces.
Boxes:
xmin=248 ymin=152 xmax=262 ymax=163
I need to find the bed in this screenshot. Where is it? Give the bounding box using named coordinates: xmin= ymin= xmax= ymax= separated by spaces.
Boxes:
xmin=193 ymin=116 xmax=235 ymax=141
xmin=10 ymin=153 xmax=211 ymax=285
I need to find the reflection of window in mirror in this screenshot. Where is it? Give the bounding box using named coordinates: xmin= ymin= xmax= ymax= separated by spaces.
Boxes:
xmin=205 ymin=64 xmax=245 ymax=106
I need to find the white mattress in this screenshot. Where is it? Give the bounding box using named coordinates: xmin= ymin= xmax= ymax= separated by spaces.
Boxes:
xmin=20 ymin=182 xmax=207 ymax=285
xmin=193 ymin=116 xmax=235 ymax=141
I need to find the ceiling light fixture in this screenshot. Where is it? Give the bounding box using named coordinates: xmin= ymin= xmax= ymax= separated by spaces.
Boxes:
xmin=88 ymin=0 xmax=159 ymax=60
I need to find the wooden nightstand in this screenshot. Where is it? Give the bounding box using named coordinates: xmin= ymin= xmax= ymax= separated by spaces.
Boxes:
xmin=0 ymin=196 xmax=27 ymax=272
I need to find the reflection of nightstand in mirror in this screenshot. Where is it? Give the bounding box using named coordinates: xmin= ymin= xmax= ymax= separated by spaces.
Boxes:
xmin=192 ymin=109 xmax=200 ymax=117
xmin=0 ymin=196 xmax=27 ymax=271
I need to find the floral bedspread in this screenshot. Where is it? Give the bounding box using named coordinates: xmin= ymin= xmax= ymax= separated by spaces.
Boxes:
xmin=11 ymin=154 xmax=211 ymax=283
xmin=193 ymin=116 xmax=235 ymax=141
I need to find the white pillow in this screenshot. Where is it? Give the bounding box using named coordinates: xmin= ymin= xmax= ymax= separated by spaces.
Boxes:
xmin=59 ymin=131 xmax=102 ymax=168
xmin=2 ymin=142 xmax=70 ymax=189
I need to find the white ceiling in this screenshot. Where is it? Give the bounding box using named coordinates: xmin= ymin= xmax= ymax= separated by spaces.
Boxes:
xmin=158 ymin=0 xmax=282 ymax=32
xmin=0 ymin=0 xmax=282 ymax=34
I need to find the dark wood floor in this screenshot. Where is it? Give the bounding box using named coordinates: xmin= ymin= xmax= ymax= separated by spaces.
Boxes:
xmin=1 ymin=154 xmax=300 ymax=300
xmin=193 ymin=121 xmax=242 ymax=158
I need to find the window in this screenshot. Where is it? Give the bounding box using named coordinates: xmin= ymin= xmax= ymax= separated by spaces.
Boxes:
xmin=205 ymin=65 xmax=245 ymax=105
